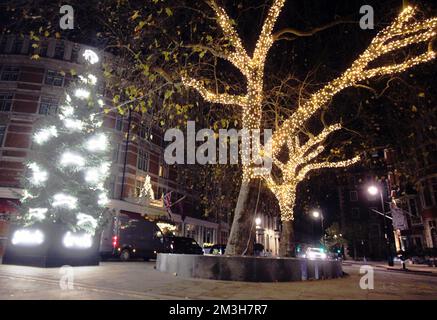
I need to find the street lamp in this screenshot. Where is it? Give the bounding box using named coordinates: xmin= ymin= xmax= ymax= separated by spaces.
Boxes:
xmin=367 ymin=183 xmax=394 ymax=266
xmin=312 ymin=210 xmax=325 ymax=247
xmin=255 ymin=217 xmax=262 ymax=227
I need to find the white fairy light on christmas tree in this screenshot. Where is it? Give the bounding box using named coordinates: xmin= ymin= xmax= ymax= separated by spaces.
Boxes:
xmin=33 ymin=126 xmax=58 ymax=144
xmin=97 ymin=192 xmax=109 ymax=206
xmin=76 ymin=213 xmax=98 ymax=231
xmin=74 ymin=88 xmax=90 ymax=99
xmin=28 ymin=162 xmax=48 ymax=185
xmin=63 ymin=118 xmax=84 ymax=130
xmin=63 ymin=231 xmax=93 ymax=248
xmin=84 ymin=162 xmax=109 ymax=185
xmin=87 ymin=74 xmax=97 ymax=85
xmin=60 ymin=151 xmax=85 ymax=168
xmin=52 ymin=193 xmax=78 ymax=209
xmin=85 ymin=133 xmax=108 ymax=152
xmin=83 ymin=49 xmax=99 ymax=64
xmin=78 ymin=74 xmax=98 ymax=85
xmin=28 ymin=208 xmax=48 ymax=220
xmin=18 ymin=42 xmax=111 ymax=244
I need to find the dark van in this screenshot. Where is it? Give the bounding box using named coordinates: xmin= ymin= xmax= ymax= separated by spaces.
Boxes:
xmin=100 ymin=212 xmax=164 ymax=261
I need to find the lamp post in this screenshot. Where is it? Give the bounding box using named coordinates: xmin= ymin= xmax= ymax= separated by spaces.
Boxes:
xmin=367 ymin=184 xmax=394 ymax=266
xmin=312 ymin=210 xmax=325 ymax=247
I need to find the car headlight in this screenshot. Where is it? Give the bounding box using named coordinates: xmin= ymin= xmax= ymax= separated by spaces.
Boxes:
xmin=11 ymin=229 xmax=44 ymax=246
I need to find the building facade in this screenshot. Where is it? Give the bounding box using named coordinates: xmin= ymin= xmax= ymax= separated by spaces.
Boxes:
xmin=387 ymin=139 xmax=437 ymax=252
xmin=337 ymin=149 xmax=394 ymax=260
xmin=0 ymin=35 xmax=229 ymax=255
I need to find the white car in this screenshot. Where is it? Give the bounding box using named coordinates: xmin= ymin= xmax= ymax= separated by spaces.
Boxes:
xmin=304 ymin=247 xmax=327 ymax=260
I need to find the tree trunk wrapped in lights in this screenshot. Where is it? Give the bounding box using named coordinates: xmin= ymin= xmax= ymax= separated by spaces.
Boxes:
xmin=182 ymin=1 xmax=437 ymax=256
xmin=4 ymin=50 xmax=113 ymax=267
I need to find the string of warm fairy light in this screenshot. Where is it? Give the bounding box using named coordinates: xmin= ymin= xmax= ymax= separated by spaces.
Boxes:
xmin=182 ymin=3 xmax=437 ymax=222
xmin=183 ymin=0 xmax=286 ymax=182
xmin=271 ymin=6 xmax=437 ymax=157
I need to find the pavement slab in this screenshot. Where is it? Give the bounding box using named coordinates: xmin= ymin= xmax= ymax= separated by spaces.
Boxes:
xmin=0 ymin=261 xmax=436 ymax=300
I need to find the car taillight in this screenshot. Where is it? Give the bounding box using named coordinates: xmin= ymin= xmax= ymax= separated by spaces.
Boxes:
xmin=112 ymin=236 xmax=118 ymax=248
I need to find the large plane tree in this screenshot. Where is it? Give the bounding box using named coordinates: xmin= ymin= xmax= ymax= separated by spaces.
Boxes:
xmin=182 ymin=0 xmax=437 ymax=255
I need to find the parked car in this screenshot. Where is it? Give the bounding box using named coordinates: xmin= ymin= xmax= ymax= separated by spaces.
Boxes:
xmin=303 ymin=247 xmax=327 ymax=260
xmin=209 ymin=244 xmax=226 ymax=255
xmin=99 ymin=212 xmax=165 ymax=261
xmin=164 ymin=236 xmax=203 ymax=255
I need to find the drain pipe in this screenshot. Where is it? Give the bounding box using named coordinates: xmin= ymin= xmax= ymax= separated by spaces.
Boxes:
xmin=120 ymin=108 xmax=133 ymax=200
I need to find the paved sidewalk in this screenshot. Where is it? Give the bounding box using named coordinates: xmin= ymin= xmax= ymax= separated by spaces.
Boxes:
xmin=342 ymin=260 xmax=437 ymax=276
xmin=0 ymin=261 xmax=437 ymax=299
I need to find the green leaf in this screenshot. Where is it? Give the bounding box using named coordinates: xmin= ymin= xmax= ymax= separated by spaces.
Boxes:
xmin=165 ymin=8 xmax=173 ymax=16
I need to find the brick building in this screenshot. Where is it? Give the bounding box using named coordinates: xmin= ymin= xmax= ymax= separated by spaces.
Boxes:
xmin=0 ymin=35 xmax=229 ymax=255
xmin=387 ymin=139 xmax=437 ymax=252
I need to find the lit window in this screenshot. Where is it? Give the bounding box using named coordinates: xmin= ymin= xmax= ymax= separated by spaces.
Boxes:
xmin=45 ymin=70 xmax=64 ymax=86
xmin=39 ymin=97 xmax=58 ymax=115
xmin=0 ymin=93 xmax=13 ymax=111
xmin=1 ymin=66 xmax=19 ymax=81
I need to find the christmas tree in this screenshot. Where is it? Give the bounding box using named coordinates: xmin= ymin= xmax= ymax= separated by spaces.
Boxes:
xmin=18 ymin=49 xmax=112 ymax=237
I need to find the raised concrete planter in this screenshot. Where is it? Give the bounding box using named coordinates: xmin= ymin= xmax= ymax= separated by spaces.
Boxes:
xmin=156 ymin=254 xmax=343 ymax=282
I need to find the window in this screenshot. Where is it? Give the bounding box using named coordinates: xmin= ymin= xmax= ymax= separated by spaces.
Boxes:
xmin=115 ymin=115 xmax=123 ymax=131
xmin=112 ymin=143 xmax=120 ymax=163
xmin=431 ymin=178 xmax=437 ymax=205
xmin=408 ymin=198 xmax=418 ymax=217
xmin=159 ymin=164 xmax=168 ymax=178
xmin=422 ymin=181 xmax=433 ymax=207
xmin=349 ymin=190 xmax=358 ymax=201
xmin=45 ymin=70 xmax=64 ymax=86
xmin=351 ymin=208 xmax=360 ymax=219
xmin=54 ymin=41 xmax=65 ymax=60
xmin=0 ymin=125 xmax=6 ymax=146
xmin=138 ymin=123 xmax=149 ymax=139
xmin=39 ymin=41 xmax=48 ymax=57
xmin=1 ymin=66 xmax=19 ymax=81
xmin=0 ymin=37 xmax=8 ymax=53
xmin=425 ymin=144 xmax=437 ymax=166
xmin=135 ymin=179 xmax=143 ymax=197
xmin=12 ymin=38 xmax=23 ymax=54
xmin=0 ymin=93 xmax=13 ymax=111
xmin=71 ymin=44 xmax=80 ymax=62
xmin=38 ymin=97 xmax=58 ymax=115
xmin=137 ymin=149 xmax=149 ymax=172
